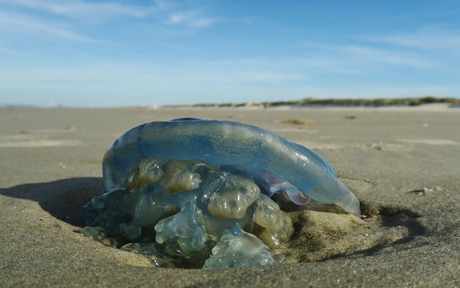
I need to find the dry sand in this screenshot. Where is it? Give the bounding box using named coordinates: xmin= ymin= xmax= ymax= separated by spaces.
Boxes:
xmin=1 ymin=106 xmax=459 ymax=287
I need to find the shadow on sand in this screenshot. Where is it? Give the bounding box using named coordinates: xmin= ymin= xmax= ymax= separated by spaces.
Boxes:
xmin=0 ymin=177 xmax=104 ymax=227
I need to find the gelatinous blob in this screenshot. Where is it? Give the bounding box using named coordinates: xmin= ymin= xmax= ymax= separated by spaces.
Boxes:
xmin=161 ymin=160 xmax=204 ymax=194
xmin=125 ymin=158 xmax=164 ymax=189
xmin=203 ymin=226 xmax=285 ymax=269
xmin=155 ymin=202 xmax=210 ymax=258
xmin=253 ymin=194 xmax=294 ymax=249
xmin=83 ymin=118 xmax=361 ymax=269
xmin=207 ymin=173 xmax=260 ymax=219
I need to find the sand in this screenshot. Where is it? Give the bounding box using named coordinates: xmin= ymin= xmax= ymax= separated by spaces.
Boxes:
xmin=1 ymin=106 xmax=459 ymax=287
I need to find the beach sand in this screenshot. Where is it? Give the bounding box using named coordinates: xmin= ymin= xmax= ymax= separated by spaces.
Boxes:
xmin=1 ymin=106 xmax=459 ymax=287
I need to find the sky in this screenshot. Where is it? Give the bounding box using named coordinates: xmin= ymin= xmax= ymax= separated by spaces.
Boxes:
xmin=0 ymin=0 xmax=459 ymax=107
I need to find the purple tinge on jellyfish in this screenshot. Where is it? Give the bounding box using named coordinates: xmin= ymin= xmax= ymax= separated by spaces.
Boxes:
xmin=81 ymin=118 xmax=361 ymax=269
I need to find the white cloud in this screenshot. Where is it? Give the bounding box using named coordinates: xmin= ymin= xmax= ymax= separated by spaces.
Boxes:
xmin=189 ymin=17 xmax=218 ymax=28
xmin=0 ymin=11 xmax=94 ymax=42
xmin=369 ymin=26 xmax=460 ymax=51
xmin=344 ymin=46 xmax=434 ymax=68
xmin=169 ymin=13 xmax=186 ymax=24
xmin=167 ymin=10 xmax=219 ymax=28
xmin=3 ymin=0 xmax=156 ymax=19
xmin=3 ymin=0 xmax=219 ymax=28
xmin=298 ymin=41 xmax=436 ymax=75
xmin=0 ymin=0 xmax=157 ymax=43
xmin=0 ymin=0 xmax=220 ymax=46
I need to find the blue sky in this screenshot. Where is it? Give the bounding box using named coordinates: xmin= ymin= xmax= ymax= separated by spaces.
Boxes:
xmin=0 ymin=0 xmax=459 ymax=107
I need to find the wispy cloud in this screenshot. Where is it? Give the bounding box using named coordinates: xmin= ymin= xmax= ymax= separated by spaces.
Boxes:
xmin=0 ymin=0 xmax=221 ymax=46
xmin=3 ymin=0 xmax=220 ymax=28
xmin=189 ymin=17 xmax=219 ymax=28
xmin=2 ymin=0 xmax=157 ymax=19
xmin=369 ymin=26 xmax=460 ymax=50
xmin=298 ymin=40 xmax=436 ymax=75
xmin=167 ymin=10 xmax=219 ymax=28
xmin=0 ymin=0 xmax=155 ymax=44
xmin=344 ymin=45 xmax=434 ymax=68
xmin=0 ymin=11 xmax=94 ymax=42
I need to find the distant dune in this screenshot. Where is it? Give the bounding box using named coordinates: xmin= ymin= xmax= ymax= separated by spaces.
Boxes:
xmin=164 ymin=96 xmax=460 ymax=109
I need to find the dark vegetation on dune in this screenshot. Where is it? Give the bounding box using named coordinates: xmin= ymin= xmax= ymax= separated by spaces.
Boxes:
xmin=165 ymin=96 xmax=460 ymax=108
